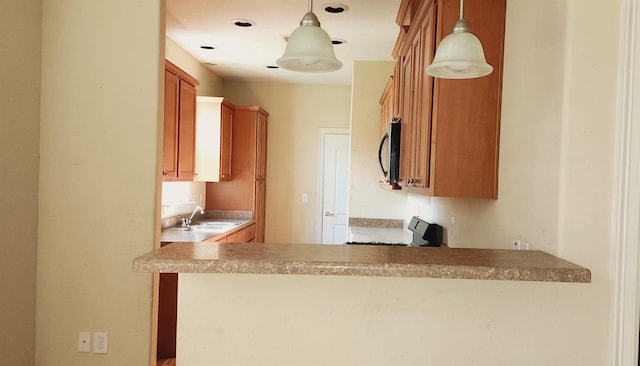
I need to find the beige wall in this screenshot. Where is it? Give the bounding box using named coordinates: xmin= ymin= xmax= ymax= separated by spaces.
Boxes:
xmin=0 ymin=1 xmax=41 ymax=364
xmin=36 ymin=0 xmax=163 ymax=364
xmin=9 ymin=0 xmax=623 ymax=364
xmin=179 ymin=274 xmax=600 ymax=366
xmin=166 ymin=37 xmax=224 ymax=97
xmin=223 ymin=82 xmax=352 ymax=243
xmin=349 ymin=61 xmax=406 ymax=219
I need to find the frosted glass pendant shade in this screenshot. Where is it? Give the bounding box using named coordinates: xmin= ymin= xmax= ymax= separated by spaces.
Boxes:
xmin=277 ymin=11 xmax=342 ymax=72
xmin=426 ymin=19 xmax=493 ymax=79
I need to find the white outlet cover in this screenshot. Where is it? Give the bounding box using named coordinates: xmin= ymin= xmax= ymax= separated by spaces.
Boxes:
xmin=93 ymin=332 xmax=108 ymax=354
xmin=78 ymin=332 xmax=91 ymax=353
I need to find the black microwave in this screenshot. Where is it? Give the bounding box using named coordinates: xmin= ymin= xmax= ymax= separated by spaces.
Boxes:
xmin=378 ymin=118 xmax=401 ymax=185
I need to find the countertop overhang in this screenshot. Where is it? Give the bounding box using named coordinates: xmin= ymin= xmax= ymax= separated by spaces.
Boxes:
xmin=133 ymin=242 xmax=590 ymax=283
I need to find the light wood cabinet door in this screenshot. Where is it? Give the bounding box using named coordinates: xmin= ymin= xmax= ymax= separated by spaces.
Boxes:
xmin=219 ymin=101 xmax=234 ymax=181
xmin=177 ymin=80 xmax=197 ymax=179
xmin=428 ymin=0 xmax=505 ymax=198
xmin=380 ymin=77 xmax=395 ymax=136
xmin=225 ymin=231 xmax=239 ymax=243
xmin=162 ymin=70 xmax=180 ymax=179
xmin=407 ymin=6 xmax=434 ymax=193
xmin=238 ymin=223 xmax=256 ymax=243
xmin=398 ymin=42 xmax=413 ymax=186
xmin=255 ymin=180 xmax=266 ymax=242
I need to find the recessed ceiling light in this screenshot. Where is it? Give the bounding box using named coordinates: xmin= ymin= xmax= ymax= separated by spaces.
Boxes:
xmin=324 ymin=3 xmax=349 ymax=13
xmin=331 ymin=38 xmax=347 ymax=45
xmin=266 ymin=65 xmax=279 ymax=69
xmin=233 ymin=19 xmax=255 ymax=27
xmin=200 ymin=45 xmax=215 ymax=50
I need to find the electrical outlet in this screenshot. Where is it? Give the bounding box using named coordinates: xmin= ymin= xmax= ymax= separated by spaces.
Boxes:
xmin=450 ymin=215 xmax=456 ymax=241
xmin=514 ymin=240 xmax=530 ymax=250
xmin=78 ymin=332 xmax=91 ymax=353
xmin=301 ymin=193 xmax=308 ymax=203
xmin=93 ymin=332 xmax=108 ymax=354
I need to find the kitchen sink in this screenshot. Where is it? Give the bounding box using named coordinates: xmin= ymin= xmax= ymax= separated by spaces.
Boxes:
xmin=160 ymin=220 xmax=244 ymax=242
xmin=192 ymin=221 xmax=241 ymax=228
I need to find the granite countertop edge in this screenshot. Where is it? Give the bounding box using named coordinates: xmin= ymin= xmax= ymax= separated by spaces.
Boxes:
xmin=133 ymin=243 xmax=591 ymax=283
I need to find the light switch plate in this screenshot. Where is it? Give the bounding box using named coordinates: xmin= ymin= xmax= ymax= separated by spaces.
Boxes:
xmin=78 ymin=332 xmax=91 ymax=353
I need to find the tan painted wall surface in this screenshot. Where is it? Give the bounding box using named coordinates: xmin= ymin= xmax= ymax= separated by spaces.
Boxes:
xmin=36 ymin=1 xmax=162 ymax=364
xmin=179 ymin=274 xmax=599 ymax=366
xmin=223 ymin=82 xmax=352 ymax=243
xmin=0 ymin=1 xmax=41 ymax=364
xmin=349 ymin=61 xmax=406 ymax=219
xmin=166 ymin=37 xmax=224 ymax=97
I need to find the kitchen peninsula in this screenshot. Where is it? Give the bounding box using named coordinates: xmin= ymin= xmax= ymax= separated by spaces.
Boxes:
xmin=134 ymin=242 xmax=589 ymax=283
xmin=134 ymin=244 xmax=592 ymax=365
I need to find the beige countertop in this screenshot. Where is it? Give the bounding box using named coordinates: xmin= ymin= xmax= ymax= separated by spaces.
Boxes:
xmin=133 ymin=242 xmax=590 ymax=283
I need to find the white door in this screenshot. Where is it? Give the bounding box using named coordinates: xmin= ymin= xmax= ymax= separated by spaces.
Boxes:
xmin=321 ymin=133 xmax=350 ymax=244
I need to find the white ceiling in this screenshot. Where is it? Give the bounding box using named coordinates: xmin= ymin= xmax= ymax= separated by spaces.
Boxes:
xmin=166 ymin=0 xmax=402 ymax=85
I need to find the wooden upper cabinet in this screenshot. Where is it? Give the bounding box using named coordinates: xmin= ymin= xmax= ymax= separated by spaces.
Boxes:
xmin=379 ymin=76 xmax=395 ymax=138
xmin=195 ymin=97 xmax=234 ymax=182
xmin=163 ymin=70 xmax=180 ymax=179
xmin=177 ymin=81 xmax=197 ymax=178
xmin=392 ymin=0 xmax=505 ymax=199
xmin=163 ymin=60 xmax=199 ymax=181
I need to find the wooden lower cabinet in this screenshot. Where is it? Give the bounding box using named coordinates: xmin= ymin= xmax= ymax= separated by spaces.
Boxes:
xmin=255 ymin=181 xmax=266 ymax=242
xmin=238 ymin=223 xmax=256 ymax=242
xmin=225 ymin=231 xmax=239 ymax=243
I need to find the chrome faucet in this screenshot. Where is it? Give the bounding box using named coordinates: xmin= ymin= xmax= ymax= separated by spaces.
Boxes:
xmin=181 ymin=205 xmax=204 ymax=231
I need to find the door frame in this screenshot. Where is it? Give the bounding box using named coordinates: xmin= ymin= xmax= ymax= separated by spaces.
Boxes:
xmin=316 ymin=128 xmax=351 ymax=244
xmin=610 ymin=0 xmax=640 ymax=364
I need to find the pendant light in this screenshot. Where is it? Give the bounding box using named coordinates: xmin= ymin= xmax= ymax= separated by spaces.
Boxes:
xmin=276 ymin=0 xmax=343 ymax=72
xmin=425 ymin=0 xmax=492 ymax=79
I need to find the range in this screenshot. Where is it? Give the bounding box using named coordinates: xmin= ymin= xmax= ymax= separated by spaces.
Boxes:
xmin=347 ymin=216 xmax=443 ymax=247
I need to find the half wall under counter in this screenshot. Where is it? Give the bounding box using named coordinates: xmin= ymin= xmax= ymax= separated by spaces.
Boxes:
xmin=134 ymin=242 xmax=590 ymax=283
xmin=135 ymin=243 xmax=594 ymax=365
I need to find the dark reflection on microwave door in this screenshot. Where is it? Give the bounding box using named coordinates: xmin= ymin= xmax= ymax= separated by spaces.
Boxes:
xmin=378 ymin=132 xmax=390 ymax=178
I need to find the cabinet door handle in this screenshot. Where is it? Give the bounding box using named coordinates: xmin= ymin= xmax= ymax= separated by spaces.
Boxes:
xmin=325 ymin=212 xmax=335 ymax=216
xmin=162 ymin=171 xmax=168 ymax=176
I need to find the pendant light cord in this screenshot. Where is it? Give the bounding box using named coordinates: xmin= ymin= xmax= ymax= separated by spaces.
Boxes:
xmin=309 ymin=0 xmax=313 ymax=12
xmin=459 ymin=0 xmax=464 ymax=19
